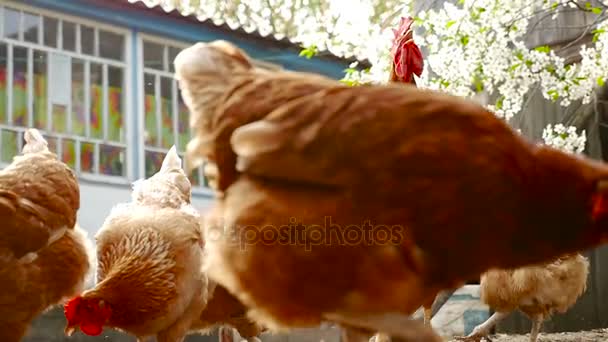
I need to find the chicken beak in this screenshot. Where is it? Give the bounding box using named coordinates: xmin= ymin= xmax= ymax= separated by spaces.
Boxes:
xmin=64 ymin=324 xmax=77 ymax=336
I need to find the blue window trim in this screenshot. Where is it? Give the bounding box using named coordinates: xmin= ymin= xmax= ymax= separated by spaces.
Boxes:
xmin=20 ymin=0 xmax=349 ymax=79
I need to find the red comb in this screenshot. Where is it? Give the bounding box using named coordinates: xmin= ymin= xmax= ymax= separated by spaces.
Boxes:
xmin=64 ymin=296 xmax=82 ymax=323
xmin=391 ymin=17 xmax=415 ymax=50
xmin=390 ymin=16 xmax=424 ymax=82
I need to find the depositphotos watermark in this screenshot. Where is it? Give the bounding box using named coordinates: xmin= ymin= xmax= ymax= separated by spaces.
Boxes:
xmin=205 ymin=216 xmax=410 ymax=251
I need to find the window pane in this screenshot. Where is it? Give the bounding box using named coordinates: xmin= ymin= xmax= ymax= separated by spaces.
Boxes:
xmin=71 ymin=59 xmax=86 ymax=136
xmin=80 ymin=25 xmax=95 ymax=55
xmin=160 ymin=77 xmax=174 ymax=148
xmin=52 ymin=104 xmax=67 ymax=133
xmin=62 ymin=21 xmax=76 ymax=51
xmin=90 ymin=62 xmax=103 ymax=138
xmin=168 ymin=46 xmax=181 ymax=73
xmin=0 ymin=44 xmax=6 ymax=124
xmin=42 ymin=134 xmax=57 ymax=154
xmin=12 ymin=46 xmax=27 ymax=127
xmin=80 ymin=142 xmax=94 ymax=173
xmin=99 ymin=144 xmax=124 ymax=176
xmin=99 ymin=30 xmax=124 ymax=61
xmin=144 ymin=73 xmax=158 ymax=146
xmin=107 ymin=66 xmax=123 ymax=142
xmin=61 ymin=138 xmax=76 ymax=168
xmin=143 ymin=41 xmax=163 ymax=70
xmin=43 ymin=17 xmax=58 ymax=48
xmin=1 ymin=129 xmax=18 ymax=162
xmin=23 ymin=12 xmax=39 ymax=43
xmin=177 ymin=91 xmax=190 ymax=152
xmin=3 ymin=8 xmax=19 ymax=40
xmin=33 ymin=50 xmax=47 ymax=129
xmin=145 ymin=150 xmax=164 ymax=178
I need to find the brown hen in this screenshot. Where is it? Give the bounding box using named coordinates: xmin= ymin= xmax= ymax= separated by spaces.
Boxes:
xmin=175 ymin=41 xmax=608 ymax=342
xmin=0 ymin=128 xmax=91 ymax=342
xmin=192 ymin=283 xmax=264 ymax=342
xmin=64 ymin=146 xmax=208 ymax=342
xmin=457 ymin=253 xmax=589 ymax=342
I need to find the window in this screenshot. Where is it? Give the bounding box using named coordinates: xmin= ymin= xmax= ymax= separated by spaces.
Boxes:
xmin=0 ymin=5 xmax=129 ymax=179
xmin=140 ymin=36 xmax=283 ymax=192
xmin=140 ymin=37 xmax=206 ymax=188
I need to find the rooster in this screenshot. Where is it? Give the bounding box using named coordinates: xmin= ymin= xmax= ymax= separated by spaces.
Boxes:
xmin=175 ymin=40 xmax=608 ymax=342
xmin=63 ymin=146 xmax=208 ymax=342
xmin=0 ymin=128 xmax=92 ymax=342
xmin=389 ymin=16 xmax=423 ymax=85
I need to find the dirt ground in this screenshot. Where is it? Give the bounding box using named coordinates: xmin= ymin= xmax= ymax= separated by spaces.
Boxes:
xmin=446 ymin=328 xmax=608 ymax=341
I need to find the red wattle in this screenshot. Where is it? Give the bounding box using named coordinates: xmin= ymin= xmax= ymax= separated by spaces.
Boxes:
xmin=80 ymin=323 xmax=104 ymax=336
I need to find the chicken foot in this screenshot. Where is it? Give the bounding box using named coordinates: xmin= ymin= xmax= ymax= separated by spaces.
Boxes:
xmin=325 ymin=312 xmax=442 ymax=342
xmin=455 ymin=311 xmax=510 ymax=342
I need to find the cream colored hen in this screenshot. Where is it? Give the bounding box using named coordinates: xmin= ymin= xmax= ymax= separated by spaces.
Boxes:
xmin=0 ymin=128 xmax=92 ymax=342
xmin=63 ymin=146 xmax=209 ymax=342
xmin=457 ymin=253 xmax=589 ymax=342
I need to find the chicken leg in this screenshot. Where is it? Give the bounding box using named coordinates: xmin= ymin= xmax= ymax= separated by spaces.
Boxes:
xmin=455 ymin=311 xmax=510 ymax=342
xmin=528 ymin=315 xmax=543 ymax=342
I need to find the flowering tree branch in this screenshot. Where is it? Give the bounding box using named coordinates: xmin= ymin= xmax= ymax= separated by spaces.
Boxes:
xmin=153 ymin=0 xmax=598 ymax=151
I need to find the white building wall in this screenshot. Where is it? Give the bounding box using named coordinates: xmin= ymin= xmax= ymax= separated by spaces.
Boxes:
xmin=78 ymin=181 xmax=214 ymax=236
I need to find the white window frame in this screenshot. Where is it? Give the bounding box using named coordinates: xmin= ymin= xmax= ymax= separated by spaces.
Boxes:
xmin=0 ymin=1 xmax=134 ymax=185
xmin=137 ymin=33 xmax=283 ymax=196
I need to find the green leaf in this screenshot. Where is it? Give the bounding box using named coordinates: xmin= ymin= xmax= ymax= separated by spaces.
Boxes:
xmin=460 ymin=35 xmax=470 ymax=46
xmin=551 ymin=2 xmax=558 ymax=9
xmin=598 ymin=77 xmax=606 ymax=87
xmin=547 ymin=89 xmax=559 ymax=101
xmin=534 ymin=45 xmax=551 ymax=53
xmin=299 ymin=45 xmax=318 ymax=59
xmin=515 ymin=52 xmax=524 ymax=60
xmin=592 ymin=28 xmax=606 ymax=42
xmin=525 ymin=59 xmax=533 ymax=68
xmin=585 ymin=2 xmax=592 ymax=8
xmin=592 ymin=7 xmax=602 ymax=14
xmin=510 ymin=63 xmax=521 ymax=71
xmin=495 ymin=96 xmax=505 ymax=110
xmin=446 ymin=20 xmax=457 ymax=29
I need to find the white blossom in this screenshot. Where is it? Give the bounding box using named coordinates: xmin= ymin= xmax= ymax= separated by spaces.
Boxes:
xmin=542 ymin=124 xmax=587 ymax=155
xmin=153 ymin=0 xmax=607 ymax=145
